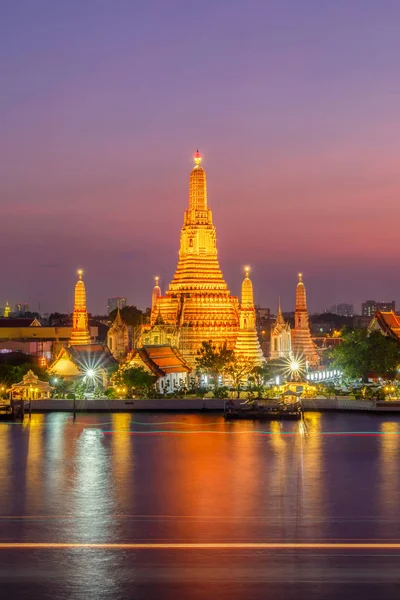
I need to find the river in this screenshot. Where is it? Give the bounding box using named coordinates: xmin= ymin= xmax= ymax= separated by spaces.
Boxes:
xmin=1 ymin=412 xmax=400 ymax=599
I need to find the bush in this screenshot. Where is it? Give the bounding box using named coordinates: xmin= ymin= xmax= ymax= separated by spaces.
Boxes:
xmin=66 ymin=393 xmax=75 ymax=400
xmin=213 ymin=386 xmax=229 ymax=399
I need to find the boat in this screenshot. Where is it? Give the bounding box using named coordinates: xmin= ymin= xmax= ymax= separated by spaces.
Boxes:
xmin=224 ymin=398 xmax=302 ymax=421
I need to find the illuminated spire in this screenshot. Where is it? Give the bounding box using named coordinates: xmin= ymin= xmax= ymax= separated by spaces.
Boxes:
xmin=292 ymin=272 xmax=319 ymax=365
xmin=189 ymin=149 xmax=207 ymax=212
xmin=70 ymin=269 xmax=91 ymax=345
xmin=151 ymin=275 xmax=162 ymax=323
xmin=241 ymin=266 xmax=254 ymax=308
xmin=276 ymin=297 xmax=285 ymax=325
xmin=296 ymin=272 xmax=307 ymax=311
xmin=194 ymin=149 xmax=202 ymax=166
xmin=3 ymin=302 xmax=10 ymax=318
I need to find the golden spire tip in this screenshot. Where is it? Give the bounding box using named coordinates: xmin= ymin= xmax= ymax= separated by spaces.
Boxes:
xmin=77 ymin=269 xmax=83 ymax=279
xmin=194 ymin=149 xmax=202 ymax=166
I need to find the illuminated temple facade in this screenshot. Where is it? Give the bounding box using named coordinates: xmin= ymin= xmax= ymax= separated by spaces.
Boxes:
xmin=270 ymin=299 xmax=292 ymax=359
xmin=291 ymin=273 xmax=319 ymax=366
xmin=49 ymin=270 xmax=115 ymax=381
xmin=142 ymin=152 xmax=263 ymax=366
xmin=70 ymin=270 xmax=91 ymax=345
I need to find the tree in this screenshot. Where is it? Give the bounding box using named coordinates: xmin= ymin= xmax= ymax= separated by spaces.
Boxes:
xmin=226 ymin=355 xmax=255 ymax=397
xmin=195 ymin=341 xmax=235 ymax=391
xmin=109 ymin=305 xmax=144 ymax=327
xmin=112 ymin=365 xmax=156 ymax=397
xmin=332 ymin=329 xmax=400 ymax=382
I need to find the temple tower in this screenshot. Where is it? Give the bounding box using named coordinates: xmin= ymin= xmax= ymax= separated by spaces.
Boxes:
xmin=70 ymin=269 xmax=91 ymax=345
xmin=143 ymin=151 xmax=239 ymax=364
xmin=3 ymin=302 xmax=10 ymax=318
xmin=150 ymin=276 xmax=161 ymax=324
xmin=270 ymin=298 xmax=292 ymax=359
xmin=291 ymin=273 xmax=319 ymax=365
xmin=234 ymin=267 xmax=264 ymax=365
xmin=108 ymin=306 xmax=129 ymax=360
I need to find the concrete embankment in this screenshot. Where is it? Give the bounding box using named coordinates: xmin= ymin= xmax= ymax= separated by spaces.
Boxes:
xmin=26 ymin=397 xmax=400 ymax=413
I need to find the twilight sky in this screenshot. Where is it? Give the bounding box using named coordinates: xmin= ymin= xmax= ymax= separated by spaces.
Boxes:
xmin=1 ymin=0 xmax=400 ymax=315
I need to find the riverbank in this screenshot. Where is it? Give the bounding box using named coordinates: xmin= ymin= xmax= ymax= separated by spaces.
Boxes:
xmin=21 ymin=397 xmax=400 ymax=413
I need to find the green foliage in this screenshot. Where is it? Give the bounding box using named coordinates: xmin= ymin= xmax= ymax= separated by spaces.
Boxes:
xmin=195 ymin=340 xmax=236 ymax=392
xmin=195 ymin=386 xmax=207 ymax=398
xmin=112 ymin=365 xmax=156 ymax=397
xmin=213 ymin=386 xmax=229 ymax=399
xmin=195 ymin=341 xmax=235 ymax=380
xmin=332 ymin=329 xmax=400 ymax=382
xmin=109 ymin=305 xmax=143 ymax=327
xmin=104 ymin=387 xmax=117 ymax=399
xmin=0 ymin=363 xmax=49 ymax=387
xmin=51 ymin=378 xmax=74 ymax=399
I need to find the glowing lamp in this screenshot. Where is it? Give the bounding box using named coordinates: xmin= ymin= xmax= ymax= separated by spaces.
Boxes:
xmin=86 ymin=369 xmax=95 ymax=378
xmin=290 ymin=361 xmax=300 ymax=372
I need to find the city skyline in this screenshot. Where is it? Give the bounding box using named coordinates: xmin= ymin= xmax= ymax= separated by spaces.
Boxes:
xmin=2 ymin=1 xmax=400 ymax=313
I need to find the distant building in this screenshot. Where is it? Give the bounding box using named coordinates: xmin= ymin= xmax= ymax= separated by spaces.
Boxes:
xmin=337 ymin=303 xmax=354 ymax=317
xmin=325 ymin=303 xmax=354 ymax=317
xmin=362 ymin=300 xmax=395 ymax=317
xmin=107 ymin=297 xmax=127 ymax=314
xmin=14 ymin=303 xmax=30 ymax=315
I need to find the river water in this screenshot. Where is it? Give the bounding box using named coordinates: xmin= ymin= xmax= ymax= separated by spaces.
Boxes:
xmin=1 ymin=412 xmax=400 ymax=599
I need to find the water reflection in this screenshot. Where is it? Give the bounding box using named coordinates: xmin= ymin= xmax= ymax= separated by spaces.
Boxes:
xmin=111 ymin=414 xmax=133 ymax=508
xmin=380 ymin=421 xmax=400 ymax=518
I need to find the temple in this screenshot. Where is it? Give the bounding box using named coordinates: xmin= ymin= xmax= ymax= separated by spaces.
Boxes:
xmin=142 ymin=151 xmax=262 ymax=366
xmin=107 ymin=306 xmax=130 ymax=360
xmin=49 ymin=270 xmax=116 ymax=382
xmin=234 ymin=267 xmax=263 ymax=365
xmin=270 ymin=298 xmax=292 ymax=359
xmin=368 ymin=310 xmax=400 ymax=341
xmin=291 ymin=273 xmax=319 ymax=365
xmin=70 ymin=270 xmax=91 ymax=345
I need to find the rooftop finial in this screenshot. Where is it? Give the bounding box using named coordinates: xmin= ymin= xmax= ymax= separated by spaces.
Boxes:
xmin=298 ymin=272 xmax=303 ymax=283
xmin=194 ymin=149 xmax=202 ymax=166
xmin=244 ymin=265 xmax=250 ymax=278
xmin=155 ymin=275 xmax=159 ymax=285
xmin=77 ymin=269 xmax=83 ymax=280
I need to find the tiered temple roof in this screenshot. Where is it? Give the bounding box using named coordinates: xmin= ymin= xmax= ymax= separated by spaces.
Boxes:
xmin=143 ymin=151 xmax=241 ymax=364
xmin=70 ymin=270 xmax=91 ymax=345
xmin=234 ymin=267 xmax=264 ymax=365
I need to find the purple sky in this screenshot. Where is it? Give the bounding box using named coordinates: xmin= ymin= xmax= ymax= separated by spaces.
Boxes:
xmin=1 ymin=0 xmax=400 ymax=314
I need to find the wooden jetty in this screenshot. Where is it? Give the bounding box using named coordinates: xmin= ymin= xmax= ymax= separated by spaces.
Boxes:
xmin=224 ymin=399 xmax=302 ymax=421
xmin=0 ymin=398 xmax=26 ymax=421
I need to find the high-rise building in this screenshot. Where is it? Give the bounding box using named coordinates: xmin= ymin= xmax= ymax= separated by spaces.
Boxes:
xmin=143 ymin=151 xmax=262 ymax=366
xmin=107 ymin=297 xmax=127 ymax=314
xmin=362 ymin=300 xmax=395 ymax=317
xmin=291 ymin=273 xmax=319 ymax=365
xmin=337 ymin=303 xmax=354 ymax=317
